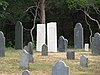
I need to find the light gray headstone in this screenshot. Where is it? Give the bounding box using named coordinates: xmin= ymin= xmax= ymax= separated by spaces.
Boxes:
xmin=15 ymin=21 xmax=23 ymax=50
xmin=67 ymin=50 xmax=75 ymax=60
xmin=74 ymin=23 xmax=84 ymax=49
xmin=0 ymin=31 xmax=5 ymax=57
xmin=92 ymin=32 xmax=100 ymax=55
xmin=52 ymin=60 xmax=70 ymax=75
xmin=20 ymin=49 xmax=29 ymax=68
xmin=42 ymin=44 xmax=48 ymax=56
xmin=22 ymin=70 xmax=30 ymax=75
xmin=80 ymin=55 xmax=88 ymax=67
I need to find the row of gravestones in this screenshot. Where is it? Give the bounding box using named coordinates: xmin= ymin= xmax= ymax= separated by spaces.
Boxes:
xmin=21 ymin=56 xmax=88 ymax=75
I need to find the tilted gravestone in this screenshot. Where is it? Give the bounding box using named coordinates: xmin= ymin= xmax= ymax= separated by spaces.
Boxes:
xmin=92 ymin=32 xmax=100 ymax=55
xmin=74 ymin=23 xmax=84 ymax=49
xmin=15 ymin=21 xmax=23 ymax=50
xmin=47 ymin=22 xmax=57 ymax=52
xmin=0 ymin=31 xmax=5 ymax=57
xmin=67 ymin=50 xmax=75 ymax=60
xmin=80 ymin=55 xmax=88 ymax=67
xmin=42 ymin=44 xmax=48 ymax=56
xmin=20 ymin=49 xmax=30 ymax=68
xmin=52 ymin=60 xmax=70 ymax=75
xmin=58 ymin=36 xmax=68 ymax=52
xmin=22 ymin=70 xmax=30 ymax=75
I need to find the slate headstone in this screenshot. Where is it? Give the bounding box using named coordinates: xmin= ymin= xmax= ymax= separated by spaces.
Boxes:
xmin=92 ymin=32 xmax=100 ymax=55
xmin=0 ymin=31 xmax=5 ymax=57
xmin=80 ymin=55 xmax=88 ymax=67
xmin=22 ymin=70 xmax=30 ymax=75
xmin=74 ymin=23 xmax=84 ymax=49
xmin=52 ymin=60 xmax=70 ymax=75
xmin=27 ymin=42 xmax=33 ymax=55
xmin=15 ymin=21 xmax=23 ymax=50
xmin=67 ymin=50 xmax=75 ymax=60
xmin=42 ymin=44 xmax=48 ymax=56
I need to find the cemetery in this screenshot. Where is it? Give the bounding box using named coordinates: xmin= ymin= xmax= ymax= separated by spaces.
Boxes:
xmin=0 ymin=0 xmax=100 ymax=75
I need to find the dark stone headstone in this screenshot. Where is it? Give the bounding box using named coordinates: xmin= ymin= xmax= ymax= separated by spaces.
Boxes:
xmin=0 ymin=31 xmax=5 ymax=57
xmin=42 ymin=44 xmax=48 ymax=56
xmin=22 ymin=70 xmax=30 ymax=75
xmin=15 ymin=21 xmax=23 ymax=50
xmin=74 ymin=23 xmax=84 ymax=49
xmin=52 ymin=60 xmax=70 ymax=75
xmin=92 ymin=32 xmax=100 ymax=55
xmin=67 ymin=50 xmax=75 ymax=60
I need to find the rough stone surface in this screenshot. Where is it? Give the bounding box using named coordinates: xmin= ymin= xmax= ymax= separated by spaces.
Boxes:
xmin=67 ymin=50 xmax=75 ymax=60
xmin=52 ymin=60 xmax=70 ymax=75
xmin=22 ymin=70 xmax=30 ymax=75
xmin=15 ymin=21 xmax=23 ymax=50
xmin=74 ymin=23 xmax=83 ymax=49
xmin=80 ymin=55 xmax=88 ymax=67
xmin=85 ymin=43 xmax=89 ymax=51
xmin=42 ymin=44 xmax=48 ymax=56
xmin=0 ymin=31 xmax=5 ymax=57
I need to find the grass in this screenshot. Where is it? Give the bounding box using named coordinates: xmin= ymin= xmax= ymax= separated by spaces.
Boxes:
xmin=0 ymin=48 xmax=100 ymax=75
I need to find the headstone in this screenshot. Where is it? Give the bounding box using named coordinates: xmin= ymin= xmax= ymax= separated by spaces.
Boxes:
xmin=36 ymin=24 xmax=45 ymax=52
xmin=47 ymin=22 xmax=57 ymax=52
xmin=74 ymin=23 xmax=84 ymax=49
xmin=85 ymin=43 xmax=89 ymax=51
xmin=27 ymin=42 xmax=33 ymax=55
xmin=67 ymin=50 xmax=75 ymax=60
xmin=0 ymin=31 xmax=5 ymax=57
xmin=52 ymin=60 xmax=70 ymax=75
xmin=80 ymin=55 xmax=88 ymax=67
xmin=58 ymin=36 xmax=68 ymax=52
xmin=42 ymin=44 xmax=48 ymax=56
xmin=20 ymin=49 xmax=29 ymax=68
xmin=92 ymin=32 xmax=100 ymax=55
xmin=15 ymin=21 xmax=23 ymax=50
xmin=22 ymin=70 xmax=30 ymax=75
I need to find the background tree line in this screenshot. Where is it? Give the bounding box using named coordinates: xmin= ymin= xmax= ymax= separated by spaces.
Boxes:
xmin=0 ymin=0 xmax=100 ymax=48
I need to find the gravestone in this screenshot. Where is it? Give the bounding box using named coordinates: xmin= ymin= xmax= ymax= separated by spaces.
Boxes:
xmin=85 ymin=43 xmax=89 ymax=51
xmin=67 ymin=50 xmax=75 ymax=60
xmin=92 ymin=32 xmax=100 ymax=55
xmin=36 ymin=24 xmax=45 ymax=52
xmin=20 ymin=49 xmax=29 ymax=68
xmin=42 ymin=44 xmax=48 ymax=56
xmin=52 ymin=60 xmax=70 ymax=75
xmin=0 ymin=31 xmax=5 ymax=57
xmin=15 ymin=21 xmax=23 ymax=50
xmin=47 ymin=22 xmax=57 ymax=52
xmin=80 ymin=55 xmax=88 ymax=67
xmin=58 ymin=36 xmax=68 ymax=52
xmin=74 ymin=23 xmax=84 ymax=49
xmin=22 ymin=70 xmax=30 ymax=75
xmin=27 ymin=42 xmax=33 ymax=55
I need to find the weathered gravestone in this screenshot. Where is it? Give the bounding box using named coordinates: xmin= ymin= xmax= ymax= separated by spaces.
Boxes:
xmin=58 ymin=36 xmax=68 ymax=52
xmin=52 ymin=60 xmax=70 ymax=75
xmin=0 ymin=31 xmax=5 ymax=57
xmin=42 ymin=44 xmax=48 ymax=56
xmin=80 ymin=55 xmax=88 ymax=67
xmin=36 ymin=24 xmax=45 ymax=52
xmin=20 ymin=49 xmax=30 ymax=68
xmin=15 ymin=21 xmax=23 ymax=50
xmin=85 ymin=43 xmax=89 ymax=51
xmin=92 ymin=32 xmax=100 ymax=55
xmin=22 ymin=70 xmax=30 ymax=75
xmin=67 ymin=50 xmax=75 ymax=60
xmin=74 ymin=23 xmax=84 ymax=49
xmin=47 ymin=22 xmax=57 ymax=52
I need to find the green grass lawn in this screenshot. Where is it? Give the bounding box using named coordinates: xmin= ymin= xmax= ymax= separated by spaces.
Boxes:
xmin=0 ymin=48 xmax=100 ymax=75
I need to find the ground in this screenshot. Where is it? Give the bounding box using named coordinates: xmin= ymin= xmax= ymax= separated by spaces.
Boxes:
xmin=0 ymin=48 xmax=100 ymax=75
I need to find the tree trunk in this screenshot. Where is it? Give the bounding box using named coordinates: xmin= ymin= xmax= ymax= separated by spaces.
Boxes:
xmin=40 ymin=0 xmax=45 ymax=24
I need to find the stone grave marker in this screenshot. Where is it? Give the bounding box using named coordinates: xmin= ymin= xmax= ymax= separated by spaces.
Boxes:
xmin=22 ymin=70 xmax=30 ymax=75
xmin=36 ymin=24 xmax=45 ymax=52
xmin=42 ymin=44 xmax=48 ymax=56
xmin=67 ymin=50 xmax=75 ymax=60
xmin=92 ymin=32 xmax=100 ymax=55
xmin=52 ymin=60 xmax=70 ymax=75
xmin=74 ymin=23 xmax=84 ymax=49
xmin=80 ymin=55 xmax=88 ymax=67
xmin=15 ymin=21 xmax=23 ymax=50
xmin=85 ymin=43 xmax=89 ymax=51
xmin=47 ymin=22 xmax=57 ymax=52
xmin=0 ymin=31 xmax=5 ymax=57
